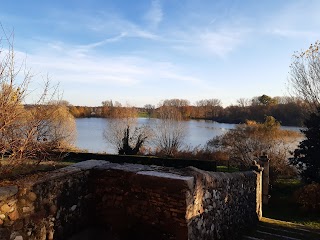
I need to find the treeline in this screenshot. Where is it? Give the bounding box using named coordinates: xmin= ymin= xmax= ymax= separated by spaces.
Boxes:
xmin=67 ymin=95 xmax=309 ymax=126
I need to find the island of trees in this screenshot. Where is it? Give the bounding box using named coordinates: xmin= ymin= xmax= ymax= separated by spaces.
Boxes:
xmin=67 ymin=94 xmax=308 ymax=127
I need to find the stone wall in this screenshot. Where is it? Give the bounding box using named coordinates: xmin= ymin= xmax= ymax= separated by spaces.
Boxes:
xmin=186 ymin=168 xmax=262 ymax=239
xmin=0 ymin=163 xmax=97 ymax=240
xmin=91 ymin=164 xmax=194 ymax=239
xmin=0 ymin=160 xmax=262 ymax=240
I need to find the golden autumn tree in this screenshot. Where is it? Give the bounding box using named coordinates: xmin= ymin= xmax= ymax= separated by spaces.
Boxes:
xmin=0 ymin=27 xmax=76 ymax=174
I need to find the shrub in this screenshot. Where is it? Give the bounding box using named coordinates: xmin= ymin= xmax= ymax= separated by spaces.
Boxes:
xmin=294 ymin=183 xmax=320 ymax=212
xmin=208 ymin=116 xmax=300 ymax=181
xmin=290 ymin=107 xmax=320 ymax=183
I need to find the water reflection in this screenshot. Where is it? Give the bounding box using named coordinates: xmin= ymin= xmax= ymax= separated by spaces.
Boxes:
xmin=75 ymin=118 xmax=300 ymax=154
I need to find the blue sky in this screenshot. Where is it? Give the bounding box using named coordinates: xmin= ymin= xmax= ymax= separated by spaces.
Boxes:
xmin=1 ymin=0 xmax=320 ymax=107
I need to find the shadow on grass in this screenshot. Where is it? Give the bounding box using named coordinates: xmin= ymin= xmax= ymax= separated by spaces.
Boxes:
xmin=0 ymin=159 xmax=75 ymax=182
xmin=263 ymin=178 xmax=320 ymax=229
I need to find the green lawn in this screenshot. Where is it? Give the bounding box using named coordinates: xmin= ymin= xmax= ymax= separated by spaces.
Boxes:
xmin=263 ymin=178 xmax=320 ymax=229
xmin=216 ymin=165 xmax=239 ymax=172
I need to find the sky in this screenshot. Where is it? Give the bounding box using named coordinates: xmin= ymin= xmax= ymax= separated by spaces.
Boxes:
xmin=1 ymin=0 xmax=320 ymax=107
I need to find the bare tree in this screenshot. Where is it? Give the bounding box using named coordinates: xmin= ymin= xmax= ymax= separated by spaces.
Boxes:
xmin=144 ymin=104 xmax=155 ymax=118
xmin=153 ymin=105 xmax=186 ymax=156
xmin=161 ymin=99 xmax=191 ymax=119
xmin=0 ymin=26 xmax=76 ymax=173
xmin=236 ymin=98 xmax=251 ymax=107
xmin=103 ymin=107 xmax=152 ymax=154
xmin=288 ymin=41 xmax=320 ymax=111
xmin=195 ymin=98 xmax=222 ymax=119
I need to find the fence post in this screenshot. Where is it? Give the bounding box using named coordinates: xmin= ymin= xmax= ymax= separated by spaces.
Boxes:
xmin=251 ymin=160 xmax=263 ymax=219
xmin=259 ymin=155 xmax=270 ymax=204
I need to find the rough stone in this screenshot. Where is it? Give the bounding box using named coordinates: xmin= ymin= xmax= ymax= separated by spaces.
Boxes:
xmin=49 ymin=205 xmax=57 ymax=214
xmin=0 ymin=186 xmax=18 ymax=201
xmin=28 ymin=192 xmax=37 ymax=202
xmin=1 ymin=204 xmax=11 ymax=213
xmin=8 ymin=209 xmax=19 ymax=221
xmin=22 ymin=207 xmax=31 ymax=213
xmin=13 ymin=220 xmax=24 ymax=230
xmin=70 ymin=205 xmax=77 ymax=212
xmin=0 ymin=160 xmax=262 ymax=240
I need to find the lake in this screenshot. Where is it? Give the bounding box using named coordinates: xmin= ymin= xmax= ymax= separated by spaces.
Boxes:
xmin=75 ymin=118 xmax=236 ymax=154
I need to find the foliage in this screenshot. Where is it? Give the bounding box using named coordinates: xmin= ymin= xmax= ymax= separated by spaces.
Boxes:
xmin=103 ymin=107 xmax=152 ymax=155
xmin=0 ymin=28 xmax=76 ymax=174
xmin=68 ymin=96 xmax=308 ymax=127
xmin=216 ymin=96 xmax=308 ymax=126
xmin=290 ymin=107 xmax=320 ymax=183
xmin=147 ymin=145 xmax=228 ymax=163
xmin=194 ymin=98 xmax=223 ymax=119
xmin=257 ymin=94 xmax=278 ymax=106
xmin=143 ymin=104 xmax=155 ymax=118
xmin=289 ymin=41 xmax=320 ymax=110
xmin=294 ymin=183 xmax=320 ymax=213
xmin=152 ymin=105 xmax=186 ymax=156
xmin=208 ymin=116 xmax=300 ymax=181
xmin=263 ymin=178 xmax=320 ymax=230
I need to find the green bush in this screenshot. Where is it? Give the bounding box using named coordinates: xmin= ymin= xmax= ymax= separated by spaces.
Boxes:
xmin=294 ymin=183 xmax=320 ymax=212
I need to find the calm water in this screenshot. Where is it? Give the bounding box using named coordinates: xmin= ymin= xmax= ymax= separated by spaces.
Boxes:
xmin=75 ymin=118 xmax=236 ymax=154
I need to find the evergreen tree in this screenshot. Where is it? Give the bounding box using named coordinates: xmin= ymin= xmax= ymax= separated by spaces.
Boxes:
xmin=290 ymin=108 xmax=320 ymax=183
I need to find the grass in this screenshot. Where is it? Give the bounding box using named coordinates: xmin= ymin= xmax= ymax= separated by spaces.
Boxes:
xmin=216 ymin=165 xmax=239 ymax=172
xmin=0 ymin=158 xmax=75 ymax=182
xmin=263 ymin=178 xmax=320 ymax=229
xmin=138 ymin=112 xmax=150 ymax=118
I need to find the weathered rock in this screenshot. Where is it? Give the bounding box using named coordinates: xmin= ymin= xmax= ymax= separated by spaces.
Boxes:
xmin=0 ymin=186 xmax=18 ymax=201
xmin=8 ymin=209 xmax=19 ymax=221
xmin=28 ymin=192 xmax=37 ymax=202
xmin=0 ymin=160 xmax=261 ymax=240
xmin=49 ymin=205 xmax=57 ymax=215
xmin=1 ymin=204 xmax=11 ymax=213
xmin=22 ymin=207 xmax=31 ymax=213
xmin=70 ymin=205 xmax=77 ymax=211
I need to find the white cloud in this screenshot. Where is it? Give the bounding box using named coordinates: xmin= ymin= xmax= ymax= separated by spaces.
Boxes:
xmin=145 ymin=0 xmax=163 ymax=28
xmin=268 ymin=29 xmax=319 ymax=39
xmin=264 ymin=1 xmax=320 ymax=39
xmin=199 ymin=30 xmax=244 ymax=57
xmin=86 ymin=12 xmax=160 ymax=41
xmin=18 ymin=40 xmax=202 ymax=92
xmin=168 ymin=27 xmax=249 ymax=57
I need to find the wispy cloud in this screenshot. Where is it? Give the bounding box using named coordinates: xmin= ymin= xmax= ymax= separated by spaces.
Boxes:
xmin=144 ymin=0 xmax=163 ymax=28
xmin=168 ymin=27 xmax=250 ymax=57
xmin=86 ymin=12 xmax=159 ymax=41
xmin=199 ymin=29 xmax=245 ymax=57
xmin=22 ymin=40 xmax=202 ymax=90
xmin=268 ymin=29 xmax=319 ymax=39
xmin=71 ymin=33 xmax=127 ymax=56
xmin=264 ymin=1 xmax=320 ymax=40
